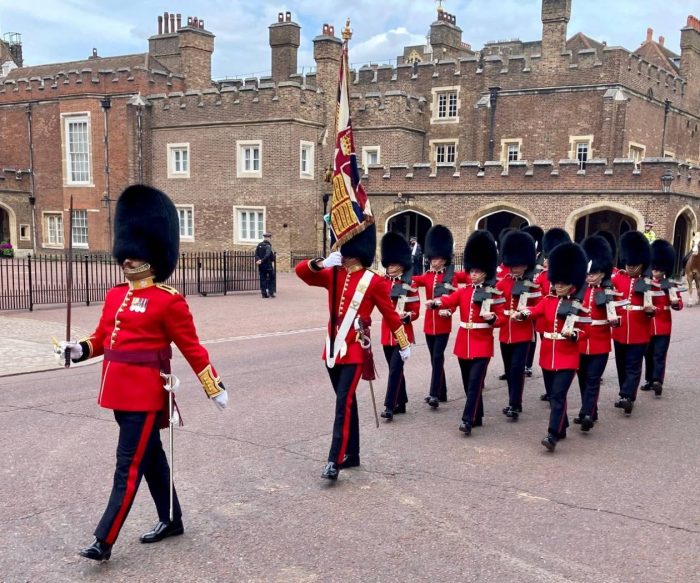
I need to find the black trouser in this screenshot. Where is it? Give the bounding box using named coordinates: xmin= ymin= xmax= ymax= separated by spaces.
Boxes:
xmin=577 ymin=353 xmax=608 ymax=420
xmin=644 ymin=335 xmax=671 ymax=384
xmin=614 ymin=342 xmax=647 ymax=401
xmin=543 ymin=369 xmax=576 ymax=440
xmin=95 ymin=411 xmax=181 ymax=545
xmin=259 ymin=267 xmax=276 ymax=297
xmin=458 ymin=357 xmax=489 ymax=427
xmin=425 ymin=333 xmax=449 ymax=400
xmin=326 ymin=364 xmax=362 ymax=464
xmin=500 ymin=341 xmax=530 ymax=409
xmin=526 ymin=336 xmax=537 ymax=369
xmin=383 ymin=345 xmax=407 ymax=410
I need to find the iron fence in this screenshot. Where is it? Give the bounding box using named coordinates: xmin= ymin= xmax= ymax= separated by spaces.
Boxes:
xmin=0 ymin=251 xmax=262 ymax=311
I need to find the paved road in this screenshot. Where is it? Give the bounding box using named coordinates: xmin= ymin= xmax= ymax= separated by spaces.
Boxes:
xmin=0 ymin=274 xmax=698 ymax=582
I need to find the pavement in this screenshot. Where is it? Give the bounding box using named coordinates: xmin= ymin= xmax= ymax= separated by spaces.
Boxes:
xmin=0 ymin=273 xmax=699 ymax=582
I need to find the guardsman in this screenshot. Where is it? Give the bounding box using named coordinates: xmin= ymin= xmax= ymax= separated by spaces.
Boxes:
xmin=575 ymin=236 xmax=617 ymax=431
xmin=496 ymin=231 xmax=540 ymax=420
xmin=58 ymin=185 xmax=228 ymax=562
xmin=413 ymin=225 xmax=459 ymax=408
xmin=428 ymin=231 xmax=506 ymax=435
xmin=533 ymin=227 xmax=572 ymax=400
xmin=611 ymin=231 xmax=660 ymax=416
xmin=642 ymin=239 xmax=683 ymax=397
xmin=295 ymin=225 xmax=411 ymax=480
xmin=517 ymin=242 xmax=589 ymax=451
xmin=593 ymin=230 xmax=619 ymax=274
xmin=379 ymin=232 xmax=420 ymax=420
xmin=521 ymin=225 xmax=544 ymax=378
xmin=495 ymin=227 xmax=515 ymax=282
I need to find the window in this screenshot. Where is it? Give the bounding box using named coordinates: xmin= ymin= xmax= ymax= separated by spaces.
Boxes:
xmin=629 ymin=143 xmax=645 ymax=168
xmin=500 ymin=139 xmax=522 ymax=168
xmin=63 ymin=114 xmax=91 ymax=185
xmin=235 ymin=207 xmax=265 ymax=244
xmin=569 ymin=135 xmax=593 ymax=171
xmin=168 ymin=143 xmax=190 ymax=178
xmin=431 ymin=87 xmax=460 ymax=123
xmin=431 ymin=140 xmax=457 ymax=167
xmin=575 ymin=142 xmax=589 ymax=170
xmin=362 ymin=146 xmax=381 ymax=172
xmin=300 ymin=141 xmax=314 ymax=179
xmin=71 ymin=210 xmax=88 ymax=248
xmin=19 ymin=224 xmax=30 ymax=241
xmin=177 ymin=205 xmax=194 ymax=240
xmin=237 ymin=141 xmax=262 ymax=177
xmin=44 ymin=213 xmax=64 ymax=247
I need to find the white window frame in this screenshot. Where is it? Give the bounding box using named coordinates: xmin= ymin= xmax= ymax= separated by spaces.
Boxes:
xmin=500 ymin=138 xmax=523 ymax=168
xmin=628 ymin=142 xmax=646 ymax=168
xmin=43 ymin=212 xmax=64 ymax=248
xmin=362 ymin=146 xmax=381 ymax=173
xmin=237 ymin=140 xmax=262 ymax=178
xmin=176 ymin=205 xmax=195 ymax=241
xmin=19 ymin=224 xmax=30 ymax=241
xmin=71 ymin=209 xmax=89 ymax=249
xmin=300 ymin=141 xmax=315 ymax=180
xmin=431 ymin=86 xmax=460 ymax=124
xmin=234 ymin=206 xmax=266 ymax=245
xmin=61 ymin=113 xmax=93 ymax=186
xmin=430 ymin=139 xmax=458 ymax=167
xmin=568 ymin=135 xmax=594 ymax=170
xmin=167 ymin=143 xmax=190 ymax=178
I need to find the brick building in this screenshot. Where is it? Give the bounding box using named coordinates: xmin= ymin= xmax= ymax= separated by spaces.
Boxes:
xmin=1 ymin=1 xmax=699 ymax=275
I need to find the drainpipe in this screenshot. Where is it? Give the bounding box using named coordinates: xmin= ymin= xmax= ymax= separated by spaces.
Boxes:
xmin=487 ymin=86 xmax=501 ymax=162
xmin=26 ymin=104 xmax=37 ymax=254
xmin=660 ymin=99 xmax=671 ymax=157
xmin=136 ymin=106 xmax=144 ymax=182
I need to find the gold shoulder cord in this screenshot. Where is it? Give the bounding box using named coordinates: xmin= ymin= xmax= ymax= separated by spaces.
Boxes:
xmin=197 ymin=364 xmax=225 ymax=398
xmin=155 ymin=283 xmax=180 ymax=295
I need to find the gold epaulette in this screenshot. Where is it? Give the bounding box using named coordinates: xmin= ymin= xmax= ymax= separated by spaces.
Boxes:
xmin=155 ymin=283 xmax=179 ymax=295
xmin=197 ymin=364 xmax=225 ymax=398
xmin=393 ymin=325 xmax=410 ymax=350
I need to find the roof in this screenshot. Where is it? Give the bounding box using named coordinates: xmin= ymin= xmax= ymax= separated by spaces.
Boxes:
xmin=567 ymin=32 xmax=605 ymax=51
xmin=633 ymin=40 xmax=680 ymax=73
xmin=4 ymin=53 xmax=171 ymax=80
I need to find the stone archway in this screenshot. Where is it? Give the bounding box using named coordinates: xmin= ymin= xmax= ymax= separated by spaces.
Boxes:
xmin=471 ymin=202 xmax=534 ymax=242
xmin=0 ymin=202 xmax=17 ymax=249
xmin=673 ymin=206 xmax=697 ymax=276
xmin=566 ymin=202 xmax=643 ymax=244
xmin=384 ymin=209 xmax=434 ymax=248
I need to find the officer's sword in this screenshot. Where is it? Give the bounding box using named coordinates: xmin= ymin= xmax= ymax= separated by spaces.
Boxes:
xmin=161 ymin=373 xmax=180 ymax=522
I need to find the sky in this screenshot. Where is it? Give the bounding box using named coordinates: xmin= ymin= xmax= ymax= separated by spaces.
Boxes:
xmin=0 ymin=1 xmax=696 ymax=79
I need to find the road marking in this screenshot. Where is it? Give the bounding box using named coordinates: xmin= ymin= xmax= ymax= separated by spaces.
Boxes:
xmin=202 ymin=326 xmax=325 ymax=345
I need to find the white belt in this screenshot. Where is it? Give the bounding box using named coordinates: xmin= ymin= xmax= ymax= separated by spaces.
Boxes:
xmin=543 ymin=332 xmax=566 ymax=340
xmin=590 ymin=320 xmax=608 ymax=326
xmin=460 ymin=322 xmax=492 ymax=330
xmin=623 ymin=305 xmax=645 ymax=311
xmin=662 ymin=306 xmax=672 ymax=311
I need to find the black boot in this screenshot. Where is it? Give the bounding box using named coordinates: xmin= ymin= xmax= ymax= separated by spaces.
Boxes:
xmin=321 ymin=461 xmax=339 ymax=480
xmin=541 ymin=434 xmax=557 ymax=451
xmin=140 ymin=519 xmax=184 ymax=543
xmin=580 ymin=415 xmax=594 ymax=431
xmin=498 ymin=373 xmax=507 ymax=381
xmin=380 ymin=408 xmax=394 ymax=420
xmin=79 ymin=538 xmax=112 ymax=561
xmin=428 ymin=397 xmax=439 ymax=409
xmin=524 ymin=367 xmax=533 ymax=378
xmin=393 ymin=403 xmax=406 ymax=414
xmin=458 ymin=422 xmax=471 ymax=435
xmin=339 ymin=454 xmax=360 ymax=469
xmin=540 ymin=393 xmax=550 ymax=402
xmin=615 ymin=397 xmax=634 ymax=415
xmin=640 ymin=382 xmax=653 ymax=391
xmin=653 ymin=381 xmax=663 ymax=397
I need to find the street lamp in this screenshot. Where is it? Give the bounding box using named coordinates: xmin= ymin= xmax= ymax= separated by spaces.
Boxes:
xmin=660 ymin=168 xmax=674 ymax=193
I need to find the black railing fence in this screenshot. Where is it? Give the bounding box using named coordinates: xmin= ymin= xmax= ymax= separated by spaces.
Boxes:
xmin=0 ymin=251 xmax=264 ymax=311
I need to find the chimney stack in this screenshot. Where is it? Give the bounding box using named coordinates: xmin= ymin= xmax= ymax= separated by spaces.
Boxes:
xmin=646 ymin=27 xmax=653 ymax=43
xmin=269 ymin=10 xmax=301 ymax=82
xmin=176 ymin=13 xmax=182 ymax=30
xmin=158 ymin=15 xmax=163 ymax=35
xmin=680 ymin=15 xmax=700 ymax=108
xmin=541 ymin=0 xmax=572 ymax=64
xmin=659 ymin=35 xmax=665 ymax=46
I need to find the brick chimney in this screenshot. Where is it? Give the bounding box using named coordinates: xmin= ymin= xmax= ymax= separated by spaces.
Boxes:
xmin=269 ymin=11 xmax=301 ymax=82
xmin=541 ymin=0 xmax=572 ymax=63
xmin=680 ymin=15 xmax=700 ymax=107
xmin=429 ymin=9 xmax=464 ymax=61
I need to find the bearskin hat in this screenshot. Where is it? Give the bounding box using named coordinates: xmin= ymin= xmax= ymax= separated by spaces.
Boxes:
xmin=542 ymin=227 xmax=571 ymax=258
xmin=463 ymin=230 xmax=498 ymax=281
xmin=381 ymin=231 xmax=412 ymax=271
xmin=113 ymin=185 xmax=180 ymax=282
xmin=521 ymin=225 xmax=544 ymax=253
xmin=424 ymin=225 xmax=454 ymax=264
xmin=650 ymin=239 xmax=676 ymax=276
xmin=619 ymin=230 xmax=651 ymax=269
xmin=548 ymin=242 xmax=587 ymax=291
xmin=582 ymin=235 xmax=613 ymax=278
xmin=501 ymin=230 xmax=536 ymax=268
xmin=593 ymin=230 xmax=618 ymax=266
xmin=341 ymin=223 xmax=377 ymax=267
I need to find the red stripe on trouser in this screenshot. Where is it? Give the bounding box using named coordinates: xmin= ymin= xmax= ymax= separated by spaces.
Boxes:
xmin=106 ymin=412 xmax=156 ymax=544
xmin=557 ymin=400 xmax=568 ymax=435
xmin=337 ymin=366 xmax=363 ymax=464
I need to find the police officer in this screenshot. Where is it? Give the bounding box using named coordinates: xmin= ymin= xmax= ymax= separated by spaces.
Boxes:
xmin=256 ymin=232 xmax=276 ymax=298
xmin=59 ymin=185 xmax=228 ymax=562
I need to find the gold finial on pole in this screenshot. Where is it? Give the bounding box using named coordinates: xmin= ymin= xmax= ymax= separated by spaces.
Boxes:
xmin=436 ymin=0 xmax=445 ymax=12
xmin=342 ymin=18 xmax=353 ymax=41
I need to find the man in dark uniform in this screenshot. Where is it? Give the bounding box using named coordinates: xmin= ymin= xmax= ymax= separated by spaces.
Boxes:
xmin=58 ymin=185 xmax=228 ymax=562
xmin=410 ymin=236 xmax=423 ymax=275
xmin=295 ymin=225 xmax=411 ymax=481
xmin=255 ymin=232 xmax=276 ymax=298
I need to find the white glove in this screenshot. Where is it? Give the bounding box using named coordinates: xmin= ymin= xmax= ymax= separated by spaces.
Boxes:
xmin=160 ymin=373 xmax=180 ymax=393
xmin=438 ymin=309 xmax=452 ymax=318
xmin=321 ymin=251 xmax=343 ymax=269
xmin=399 ymin=346 xmax=411 ymax=362
xmin=212 ymin=391 xmax=228 ymax=411
xmin=55 ymin=340 xmax=82 ymax=363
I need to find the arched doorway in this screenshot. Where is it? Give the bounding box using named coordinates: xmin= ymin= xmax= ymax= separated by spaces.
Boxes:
xmin=573 ymin=210 xmax=637 ymax=255
xmin=386 ymin=210 xmax=433 ymax=248
xmin=477 ymin=211 xmax=529 ymax=242
xmin=0 ymin=207 xmax=9 ymax=244
xmin=673 ymin=209 xmax=694 ymax=277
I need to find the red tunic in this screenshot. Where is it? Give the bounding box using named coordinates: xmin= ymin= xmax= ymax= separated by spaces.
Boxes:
xmin=413 ymin=270 xmax=457 ymax=335
xmin=438 ymin=285 xmax=506 ymax=359
xmin=525 ymin=295 xmax=589 ymax=371
xmin=381 ymin=276 xmax=420 ymax=346
xmin=533 ymin=270 xmax=551 ymax=334
xmin=82 ymin=282 xmax=217 ymax=412
xmin=496 ymin=274 xmax=540 ymax=344
xmin=496 ymin=263 xmax=511 ymax=282
xmin=453 ymin=270 xmax=472 ymax=286
xmin=650 ymin=279 xmax=683 ymax=336
xmin=578 ymin=285 xmax=612 ymax=355
xmin=611 ymin=271 xmax=660 ymax=345
xmin=296 ymin=261 xmax=408 ymax=364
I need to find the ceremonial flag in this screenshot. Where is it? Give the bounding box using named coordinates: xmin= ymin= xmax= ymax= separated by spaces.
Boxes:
xmin=329 ymin=21 xmax=372 ymax=250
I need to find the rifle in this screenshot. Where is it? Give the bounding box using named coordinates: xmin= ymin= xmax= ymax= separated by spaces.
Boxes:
xmin=65 ymin=196 xmax=74 ymax=368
